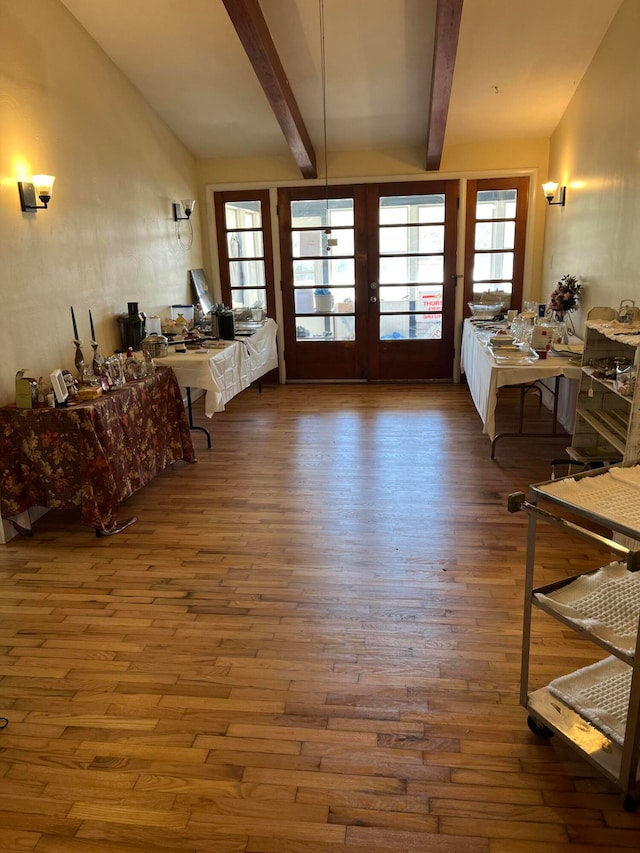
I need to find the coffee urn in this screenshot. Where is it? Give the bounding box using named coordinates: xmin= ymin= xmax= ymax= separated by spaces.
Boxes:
xmin=217 ymin=309 xmax=235 ymax=340
xmin=117 ymin=302 xmax=146 ymax=351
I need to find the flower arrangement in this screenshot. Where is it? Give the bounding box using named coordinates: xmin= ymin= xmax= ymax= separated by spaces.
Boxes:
xmin=547 ymin=274 xmax=581 ymax=316
xmin=314 ymin=287 xmax=331 ymax=296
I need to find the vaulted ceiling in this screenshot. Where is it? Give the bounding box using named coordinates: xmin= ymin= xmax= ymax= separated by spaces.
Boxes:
xmin=60 ymin=0 xmax=622 ymax=176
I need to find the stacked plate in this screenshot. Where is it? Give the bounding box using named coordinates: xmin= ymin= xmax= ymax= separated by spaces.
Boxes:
xmin=489 ymin=332 xmax=516 ymax=348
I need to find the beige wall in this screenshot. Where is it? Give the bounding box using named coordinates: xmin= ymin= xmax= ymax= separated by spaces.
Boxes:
xmin=0 ymin=0 xmax=202 ymax=405
xmin=542 ymin=0 xmax=640 ymax=335
xmin=196 ymin=139 xmax=550 ymax=185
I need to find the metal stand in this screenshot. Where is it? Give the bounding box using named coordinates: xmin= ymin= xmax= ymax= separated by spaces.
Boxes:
xmin=491 ymin=376 xmax=569 ymax=459
xmin=186 ymin=387 xmax=211 ymax=448
xmin=508 ymin=472 xmax=640 ymax=810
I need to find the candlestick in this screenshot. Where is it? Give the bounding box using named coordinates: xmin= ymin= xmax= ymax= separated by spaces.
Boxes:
xmin=89 ymin=309 xmax=96 ymax=342
xmin=91 ymin=341 xmax=103 ymax=378
xmin=71 ymin=306 xmax=79 ymax=340
xmin=73 ymin=340 xmax=85 ymax=380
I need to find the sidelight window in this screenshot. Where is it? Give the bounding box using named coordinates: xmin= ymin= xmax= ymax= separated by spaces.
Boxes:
xmin=464 ymin=177 xmax=529 ymax=315
xmin=213 ymin=190 xmax=276 ymax=319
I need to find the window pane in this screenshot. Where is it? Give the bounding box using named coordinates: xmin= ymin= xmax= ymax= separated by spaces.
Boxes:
xmin=476 ymin=189 xmax=517 ymax=220
xmin=380 ymin=255 xmax=443 ymax=284
xmin=418 ymin=286 xmax=443 ymax=313
xmin=291 ymin=198 xmax=354 ymax=228
xmin=473 ymin=252 xmax=513 ymax=281
xmin=379 ymin=285 xmax=414 ymax=312
xmin=292 ymin=229 xmax=354 ymax=258
xmin=474 ymin=221 xmax=515 ymax=250
xmin=224 ymin=200 xmax=262 ymax=229
xmin=230 ymin=260 xmax=266 ymax=287
xmin=380 ymin=314 xmax=442 ymax=340
xmin=294 ymin=287 xmax=355 ymax=313
xmin=380 ymin=224 xmax=444 ymax=255
xmin=472 ymin=283 xmax=513 ymax=302
xmin=227 ymin=230 xmax=264 ymax=258
xmin=230 ymin=288 xmax=266 ymax=310
xmin=293 ymin=258 xmax=354 ymax=286
xmin=379 ymin=284 xmax=442 ymax=313
xmin=418 ymin=199 xmax=445 ymax=223
xmin=379 ymin=194 xmax=445 ymax=224
xmin=295 ymin=315 xmax=355 ymax=341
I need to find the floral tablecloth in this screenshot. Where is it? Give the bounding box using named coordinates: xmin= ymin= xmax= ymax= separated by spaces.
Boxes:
xmin=0 ymin=366 xmax=195 ymax=533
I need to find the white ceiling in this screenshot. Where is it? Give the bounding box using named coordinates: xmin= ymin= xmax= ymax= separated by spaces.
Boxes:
xmin=60 ymin=0 xmax=623 ymax=166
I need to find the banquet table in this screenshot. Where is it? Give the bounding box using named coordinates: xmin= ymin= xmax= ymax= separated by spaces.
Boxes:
xmin=161 ymin=318 xmax=278 ymax=418
xmin=0 ymin=366 xmax=195 ymax=538
xmin=461 ymin=319 xmax=582 ymax=457
xmin=159 ymin=318 xmax=278 ymax=446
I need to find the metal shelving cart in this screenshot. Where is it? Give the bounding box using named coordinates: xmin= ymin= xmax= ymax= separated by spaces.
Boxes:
xmin=571 ymin=321 xmax=640 ymax=465
xmin=509 ymin=463 xmax=640 ymax=810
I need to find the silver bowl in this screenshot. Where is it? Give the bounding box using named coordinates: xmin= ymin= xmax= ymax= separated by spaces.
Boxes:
xmin=468 ymin=301 xmax=505 ymax=319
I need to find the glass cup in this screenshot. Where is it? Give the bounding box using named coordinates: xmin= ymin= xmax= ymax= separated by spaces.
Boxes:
xmin=105 ymin=355 xmax=125 ymax=387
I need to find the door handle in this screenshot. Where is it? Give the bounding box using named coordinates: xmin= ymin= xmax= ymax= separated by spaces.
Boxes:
xmin=370 ymin=282 xmax=378 ymax=290
xmin=370 ymin=296 xmax=378 ymax=303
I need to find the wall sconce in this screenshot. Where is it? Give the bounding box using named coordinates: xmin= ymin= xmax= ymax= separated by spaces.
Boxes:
xmin=18 ymin=175 xmax=56 ymax=211
xmin=542 ymin=181 xmax=566 ymax=206
xmin=173 ymin=199 xmax=196 ymax=221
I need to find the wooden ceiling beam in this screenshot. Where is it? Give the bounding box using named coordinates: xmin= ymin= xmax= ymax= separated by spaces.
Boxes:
xmin=222 ymin=0 xmax=317 ymax=178
xmin=426 ymin=0 xmax=464 ymax=171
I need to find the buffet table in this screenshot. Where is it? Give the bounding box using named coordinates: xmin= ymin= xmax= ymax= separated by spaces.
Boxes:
xmin=161 ymin=318 xmax=278 ymax=417
xmin=461 ymin=319 xmax=582 ymax=457
xmin=0 ymin=366 xmax=195 ymax=538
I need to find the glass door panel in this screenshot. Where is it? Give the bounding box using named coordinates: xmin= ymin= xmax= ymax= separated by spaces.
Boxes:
xmin=289 ymin=197 xmax=357 ymax=345
xmin=279 ymin=186 xmax=367 ymax=379
xmin=368 ymin=183 xmax=457 ymax=379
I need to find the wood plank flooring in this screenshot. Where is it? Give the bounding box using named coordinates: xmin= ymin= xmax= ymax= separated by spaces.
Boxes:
xmin=0 ymin=382 xmax=639 ymax=852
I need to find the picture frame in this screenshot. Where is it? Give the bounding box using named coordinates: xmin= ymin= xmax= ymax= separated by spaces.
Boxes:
xmin=50 ymin=369 xmax=69 ymax=405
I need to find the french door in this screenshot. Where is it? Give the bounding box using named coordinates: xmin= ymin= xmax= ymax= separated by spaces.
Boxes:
xmin=278 ymin=180 xmax=458 ymax=381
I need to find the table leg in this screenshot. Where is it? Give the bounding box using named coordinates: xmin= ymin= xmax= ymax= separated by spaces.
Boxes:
xmin=186 ymin=387 xmax=211 ymax=448
xmin=550 ymin=375 xmax=560 ymax=434
xmin=490 ymin=377 xmax=570 ymax=459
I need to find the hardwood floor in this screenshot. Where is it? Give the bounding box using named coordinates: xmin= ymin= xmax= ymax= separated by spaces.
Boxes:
xmin=0 ymin=382 xmax=639 ymax=852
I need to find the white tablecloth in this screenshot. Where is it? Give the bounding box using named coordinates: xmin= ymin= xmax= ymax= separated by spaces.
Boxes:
xmin=160 ymin=319 xmax=278 ymax=417
xmin=460 ymin=319 xmax=581 ymax=441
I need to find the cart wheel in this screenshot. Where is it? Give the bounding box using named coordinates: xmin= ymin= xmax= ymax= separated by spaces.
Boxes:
xmin=623 ymin=794 xmax=638 ymax=813
xmin=527 ymin=715 xmax=554 ymax=738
